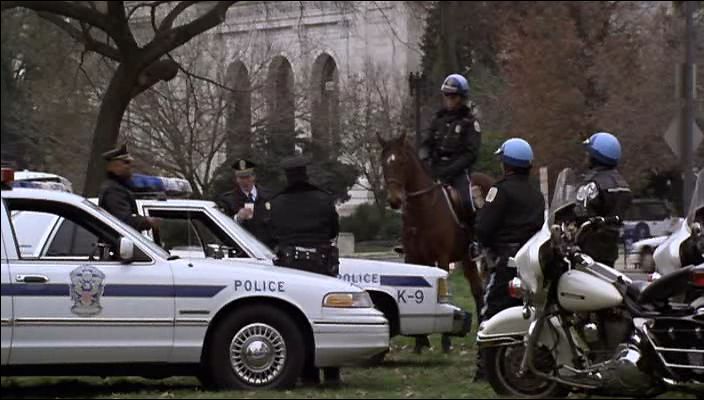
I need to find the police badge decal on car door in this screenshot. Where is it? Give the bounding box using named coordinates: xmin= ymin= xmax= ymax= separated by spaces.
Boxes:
xmin=69 ymin=265 xmax=106 ymax=316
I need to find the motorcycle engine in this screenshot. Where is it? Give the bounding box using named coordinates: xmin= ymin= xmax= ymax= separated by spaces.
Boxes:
xmin=575 ymin=310 xmax=631 ymax=364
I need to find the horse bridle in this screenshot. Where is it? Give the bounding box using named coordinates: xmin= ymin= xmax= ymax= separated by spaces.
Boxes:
xmin=386 ymin=178 xmax=441 ymax=199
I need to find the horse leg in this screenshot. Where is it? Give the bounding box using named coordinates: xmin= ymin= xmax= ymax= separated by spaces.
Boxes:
xmin=462 ymin=255 xmax=485 ymax=325
xmin=437 ymin=258 xmax=454 ymax=354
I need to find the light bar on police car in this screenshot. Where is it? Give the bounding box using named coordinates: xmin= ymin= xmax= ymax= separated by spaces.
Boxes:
xmin=11 ymin=180 xmax=71 ymax=192
xmin=130 ymin=174 xmax=193 ymax=197
xmin=323 ymin=292 xmax=373 ymax=308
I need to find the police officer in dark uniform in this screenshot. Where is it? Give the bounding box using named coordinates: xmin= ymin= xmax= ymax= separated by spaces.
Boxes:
xmin=476 ymin=138 xmax=545 ymax=322
xmin=215 ymin=159 xmax=275 ymax=248
xmin=575 ymin=132 xmax=632 ymax=267
xmin=474 ymin=138 xmax=544 ymax=382
xmin=269 ymin=155 xmax=341 ymax=385
xmin=419 ymin=73 xmax=481 ymax=220
xmin=98 ymin=144 xmax=158 ymax=232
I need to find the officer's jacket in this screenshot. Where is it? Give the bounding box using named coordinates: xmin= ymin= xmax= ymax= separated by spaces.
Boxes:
xmin=98 ymin=174 xmax=151 ymax=231
xmin=575 ymin=166 xmax=632 ymax=220
xmin=475 ymin=174 xmax=545 ymax=250
xmin=419 ymin=104 xmax=481 ymax=181
xmin=216 ymin=185 xmax=274 ymax=248
xmin=269 ymin=181 xmax=339 ymax=247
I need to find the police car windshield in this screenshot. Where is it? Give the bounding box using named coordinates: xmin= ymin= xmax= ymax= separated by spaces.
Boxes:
xmin=209 ymin=205 xmax=276 ymax=260
xmin=84 ymin=200 xmax=171 ymax=259
xmin=688 ymin=172 xmax=703 ymax=223
xmin=549 ymin=168 xmax=577 ymax=224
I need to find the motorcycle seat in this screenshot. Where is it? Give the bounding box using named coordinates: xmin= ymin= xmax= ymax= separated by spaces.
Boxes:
xmin=637 ymin=266 xmax=694 ymax=305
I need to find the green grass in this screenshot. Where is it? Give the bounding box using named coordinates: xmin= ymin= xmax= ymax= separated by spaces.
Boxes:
xmin=0 ymin=271 xmax=696 ymax=399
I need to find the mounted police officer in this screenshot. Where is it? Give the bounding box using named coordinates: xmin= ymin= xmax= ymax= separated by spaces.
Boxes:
xmin=473 ymin=138 xmax=545 ymax=382
xmin=98 ymin=143 xmax=158 ymax=232
xmin=575 ymin=132 xmax=632 ymax=267
xmin=419 ymin=73 xmax=481 ymax=221
xmin=269 ymin=155 xmax=341 ymax=386
xmin=215 ymin=159 xmax=274 ymax=248
xmin=476 ymin=138 xmax=545 ymax=322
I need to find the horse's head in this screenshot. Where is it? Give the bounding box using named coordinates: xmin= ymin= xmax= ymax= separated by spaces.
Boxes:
xmin=378 ymin=131 xmax=414 ymax=210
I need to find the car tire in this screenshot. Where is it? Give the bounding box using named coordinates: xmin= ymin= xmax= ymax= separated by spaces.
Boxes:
xmin=204 ymin=304 xmax=305 ymax=390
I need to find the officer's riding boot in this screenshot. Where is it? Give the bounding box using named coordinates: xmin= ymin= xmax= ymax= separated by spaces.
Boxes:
xmin=323 ymin=367 xmax=342 ymax=387
xmin=413 ymin=335 xmax=431 ymax=353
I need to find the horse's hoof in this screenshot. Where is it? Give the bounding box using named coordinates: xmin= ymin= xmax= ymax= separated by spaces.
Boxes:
xmin=441 ymin=336 xmax=453 ymax=353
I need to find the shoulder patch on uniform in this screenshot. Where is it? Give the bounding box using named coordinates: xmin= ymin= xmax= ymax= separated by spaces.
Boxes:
xmin=486 ymin=187 xmax=498 ymax=203
xmin=474 ymin=120 xmax=481 ymax=133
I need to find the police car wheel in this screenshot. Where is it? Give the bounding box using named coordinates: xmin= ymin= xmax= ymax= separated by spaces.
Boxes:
xmin=483 ymin=346 xmax=568 ymax=398
xmin=206 ymin=305 xmax=305 ymax=390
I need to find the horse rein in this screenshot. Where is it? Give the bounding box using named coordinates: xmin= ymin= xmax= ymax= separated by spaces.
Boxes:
xmin=386 ymin=178 xmax=441 ymax=199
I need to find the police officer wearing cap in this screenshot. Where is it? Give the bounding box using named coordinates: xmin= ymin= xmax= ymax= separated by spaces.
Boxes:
xmin=269 ymin=155 xmax=341 ymax=385
xmin=418 ymin=73 xmax=481 ymax=220
xmin=476 ymin=138 xmax=545 ymax=321
xmin=576 ymin=132 xmax=632 ymax=266
xmin=216 ymin=159 xmax=274 ymax=249
xmin=98 ymin=143 xmax=158 ymax=231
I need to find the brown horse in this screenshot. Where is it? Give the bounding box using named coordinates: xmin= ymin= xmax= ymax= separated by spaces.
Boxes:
xmin=377 ymin=132 xmax=493 ymax=352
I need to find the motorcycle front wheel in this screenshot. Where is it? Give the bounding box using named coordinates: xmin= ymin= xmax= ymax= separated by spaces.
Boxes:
xmin=483 ymin=345 xmax=569 ymax=398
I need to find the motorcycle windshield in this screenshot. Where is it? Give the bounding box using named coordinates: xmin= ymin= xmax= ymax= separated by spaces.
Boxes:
xmin=687 ymin=172 xmax=703 ymax=224
xmin=549 ymin=168 xmax=578 ymax=225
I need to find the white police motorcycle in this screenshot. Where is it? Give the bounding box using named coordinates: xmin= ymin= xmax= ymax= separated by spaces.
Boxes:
xmin=477 ymin=168 xmax=703 ymax=398
xmin=653 ymin=172 xmax=704 ymax=304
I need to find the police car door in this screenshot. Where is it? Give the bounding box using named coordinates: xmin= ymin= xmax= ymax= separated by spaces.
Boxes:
xmin=1 ymin=200 xmax=14 ymax=365
xmin=5 ymin=198 xmax=174 ymax=364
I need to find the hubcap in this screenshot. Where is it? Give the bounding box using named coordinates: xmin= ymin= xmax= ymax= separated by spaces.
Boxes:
xmin=230 ymin=323 xmax=287 ymax=385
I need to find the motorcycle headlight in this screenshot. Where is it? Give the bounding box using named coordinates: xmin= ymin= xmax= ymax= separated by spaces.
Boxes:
xmin=323 ymin=292 xmax=373 ymax=308
xmin=437 ymin=277 xmax=451 ymax=303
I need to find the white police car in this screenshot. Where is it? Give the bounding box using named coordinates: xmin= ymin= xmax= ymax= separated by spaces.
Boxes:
xmin=0 ymin=169 xmax=389 ymax=390
xmin=13 ymin=173 xmax=470 ymax=359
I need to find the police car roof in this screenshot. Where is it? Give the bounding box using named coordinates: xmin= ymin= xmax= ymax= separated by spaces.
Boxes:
xmin=1 ymin=187 xmax=85 ymax=204
xmin=136 ymin=198 xmax=219 ymax=208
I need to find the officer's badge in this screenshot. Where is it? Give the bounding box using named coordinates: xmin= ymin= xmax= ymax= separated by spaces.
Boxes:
xmin=455 ymin=125 xmax=462 ymax=134
xmin=239 ymin=160 xmax=246 ymax=170
xmin=576 ymin=182 xmax=599 ymax=205
xmin=474 ymin=121 xmax=481 ymax=133
xmin=486 ymin=187 xmax=498 ymax=203
xmin=69 ymin=265 xmax=106 ymax=317
xmin=265 ymin=202 xmax=271 ymax=211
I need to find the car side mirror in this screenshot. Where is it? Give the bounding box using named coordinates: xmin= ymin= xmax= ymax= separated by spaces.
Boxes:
xmin=119 ymin=237 xmax=135 ymax=263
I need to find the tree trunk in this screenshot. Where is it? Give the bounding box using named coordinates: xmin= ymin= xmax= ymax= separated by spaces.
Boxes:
xmin=83 ymin=65 xmax=136 ymax=196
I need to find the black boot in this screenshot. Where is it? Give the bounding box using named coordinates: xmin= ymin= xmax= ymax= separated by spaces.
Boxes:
xmin=323 ymin=367 xmax=341 ymax=387
xmin=473 ymin=350 xmax=486 ymax=382
xmin=413 ymin=335 xmax=431 ymax=353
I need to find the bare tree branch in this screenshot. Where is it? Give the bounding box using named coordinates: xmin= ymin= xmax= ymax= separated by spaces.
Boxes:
xmin=106 ymin=1 xmax=139 ymax=53
xmin=142 ymin=1 xmax=237 ymax=67
xmin=158 ymin=1 xmax=198 ymax=32
xmin=36 ymin=12 xmax=121 ymax=61
xmin=2 ymin=1 xmax=114 ymax=35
